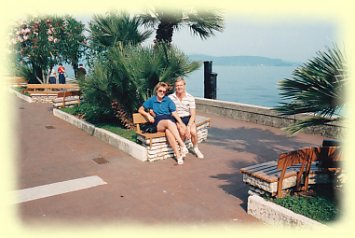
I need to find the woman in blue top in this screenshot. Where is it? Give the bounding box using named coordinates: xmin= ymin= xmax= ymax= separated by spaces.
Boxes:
xmin=138 ymin=82 xmax=188 ymax=165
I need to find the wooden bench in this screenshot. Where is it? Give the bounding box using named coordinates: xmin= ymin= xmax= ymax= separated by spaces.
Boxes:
xmin=52 ymin=90 xmax=81 ymax=108
xmin=9 ymin=76 xmax=27 ymax=87
xmin=133 ymin=113 xmax=210 ymax=162
xmin=24 ymin=84 xmax=80 ymax=96
xmin=240 ymin=145 xmax=341 ymax=198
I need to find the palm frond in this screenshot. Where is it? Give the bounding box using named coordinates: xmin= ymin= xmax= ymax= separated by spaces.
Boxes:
xmin=186 ymin=10 xmax=224 ymax=39
xmin=139 ymin=8 xmax=224 ymax=43
xmin=89 ymin=11 xmax=152 ymax=51
xmin=274 ymin=44 xmax=346 ymax=134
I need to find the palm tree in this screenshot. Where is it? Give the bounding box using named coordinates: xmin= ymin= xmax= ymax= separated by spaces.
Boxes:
xmin=80 ymin=44 xmax=200 ymax=127
xmin=88 ymin=12 xmax=152 ymax=51
xmin=274 ymin=45 xmax=346 ymax=134
xmin=139 ymin=9 xmax=224 ymax=45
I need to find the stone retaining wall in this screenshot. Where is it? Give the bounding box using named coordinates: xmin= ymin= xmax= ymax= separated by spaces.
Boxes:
xmin=248 ymin=195 xmax=327 ymax=228
xmin=196 ymin=98 xmax=342 ymax=138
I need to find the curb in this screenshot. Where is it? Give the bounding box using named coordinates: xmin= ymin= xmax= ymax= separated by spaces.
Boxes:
xmin=93 ymin=127 xmax=147 ymax=162
xmin=53 ymin=109 xmax=95 ymax=135
xmin=53 ymin=109 xmax=147 ymax=162
xmin=9 ymin=88 xmax=33 ymax=103
xmin=247 ymin=194 xmax=327 ymax=228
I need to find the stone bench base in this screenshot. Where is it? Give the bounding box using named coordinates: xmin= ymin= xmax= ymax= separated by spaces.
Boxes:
xmin=136 ymin=121 xmax=209 ymax=162
xmin=31 ymin=94 xmax=58 ymax=103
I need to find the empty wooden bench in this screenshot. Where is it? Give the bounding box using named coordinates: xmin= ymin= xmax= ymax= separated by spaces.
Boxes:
xmin=24 ymin=84 xmax=80 ymax=96
xmin=133 ymin=113 xmax=210 ymax=162
xmin=10 ymin=76 xmax=27 ymax=87
xmin=240 ymin=145 xmax=341 ymax=198
xmin=52 ymin=90 xmax=81 ymax=108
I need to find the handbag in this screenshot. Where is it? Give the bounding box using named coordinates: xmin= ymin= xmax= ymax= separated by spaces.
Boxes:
xmin=141 ymin=124 xmax=157 ymax=133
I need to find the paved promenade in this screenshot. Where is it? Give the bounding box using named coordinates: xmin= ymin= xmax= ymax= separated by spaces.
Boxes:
xmin=14 ymin=95 xmax=326 ymax=225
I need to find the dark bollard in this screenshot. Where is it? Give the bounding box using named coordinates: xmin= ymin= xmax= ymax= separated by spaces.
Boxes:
xmin=204 ymin=61 xmax=212 ymax=76
xmin=208 ymin=73 xmax=217 ymax=99
xmin=204 ymin=61 xmax=217 ymax=99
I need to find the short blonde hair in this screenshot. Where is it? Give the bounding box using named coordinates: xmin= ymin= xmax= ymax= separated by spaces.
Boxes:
xmin=153 ymin=82 xmax=169 ymax=95
xmin=175 ymin=76 xmax=186 ymax=85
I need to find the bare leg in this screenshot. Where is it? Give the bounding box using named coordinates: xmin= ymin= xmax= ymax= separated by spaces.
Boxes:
xmin=176 ymin=122 xmax=186 ymax=141
xmin=157 ymin=120 xmax=188 ymax=164
xmin=190 ymin=123 xmax=204 ymax=159
xmin=165 ymin=129 xmax=180 ymax=158
xmin=190 ymin=123 xmax=198 ymax=145
xmin=157 ymin=120 xmax=185 ymax=148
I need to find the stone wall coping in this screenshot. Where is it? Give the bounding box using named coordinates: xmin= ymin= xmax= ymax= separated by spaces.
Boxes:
xmin=195 ymin=97 xmax=340 ymax=124
xmin=195 ymin=97 xmax=341 ymax=138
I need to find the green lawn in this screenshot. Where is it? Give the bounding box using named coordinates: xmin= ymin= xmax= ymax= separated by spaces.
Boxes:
xmin=95 ymin=123 xmax=136 ymax=142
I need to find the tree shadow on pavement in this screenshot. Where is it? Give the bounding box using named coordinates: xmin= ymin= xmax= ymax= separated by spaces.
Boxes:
xmin=207 ymin=126 xmax=321 ymax=211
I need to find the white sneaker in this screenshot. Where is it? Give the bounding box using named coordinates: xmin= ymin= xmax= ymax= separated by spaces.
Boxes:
xmin=192 ymin=147 xmax=204 ymax=159
xmin=181 ymin=146 xmax=189 ymax=157
xmin=177 ymin=156 xmax=184 ymax=165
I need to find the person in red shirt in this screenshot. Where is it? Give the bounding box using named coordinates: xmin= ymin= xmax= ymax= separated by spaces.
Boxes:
xmin=58 ymin=63 xmax=66 ymax=84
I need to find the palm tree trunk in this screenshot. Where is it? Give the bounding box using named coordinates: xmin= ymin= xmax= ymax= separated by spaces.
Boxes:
xmin=72 ymin=62 xmax=78 ymax=79
xmin=111 ymin=99 xmax=134 ymax=129
xmin=33 ymin=64 xmax=43 ymax=84
xmin=156 ymin=22 xmax=174 ymax=44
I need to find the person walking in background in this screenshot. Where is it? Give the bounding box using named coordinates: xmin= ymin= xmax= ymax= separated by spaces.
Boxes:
xmin=58 ymin=63 xmax=66 ymax=84
xmin=138 ymin=82 xmax=188 ymax=165
xmin=169 ymin=77 xmax=205 ymax=159
xmin=77 ymin=63 xmax=86 ymax=81
xmin=48 ymin=68 xmax=57 ymax=84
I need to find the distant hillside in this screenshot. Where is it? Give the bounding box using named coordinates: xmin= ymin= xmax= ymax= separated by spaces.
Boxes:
xmin=188 ymin=54 xmax=300 ymax=66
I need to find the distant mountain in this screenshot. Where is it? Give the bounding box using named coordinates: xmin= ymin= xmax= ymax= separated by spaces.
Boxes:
xmin=188 ymin=54 xmax=300 ymax=66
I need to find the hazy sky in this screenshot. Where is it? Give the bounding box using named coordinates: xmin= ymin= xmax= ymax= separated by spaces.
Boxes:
xmin=78 ymin=10 xmax=338 ymax=63
xmin=148 ymin=16 xmax=338 ymax=62
xmin=56 ymin=10 xmax=339 ymax=64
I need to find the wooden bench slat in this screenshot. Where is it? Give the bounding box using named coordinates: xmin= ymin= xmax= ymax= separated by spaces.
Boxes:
xmin=29 ymin=93 xmax=58 ymax=96
xmin=240 ymin=146 xmax=341 ymax=197
xmin=25 ymin=84 xmax=79 ymax=95
xmin=136 ymin=131 xmax=166 ymax=138
xmin=133 ymin=113 xmax=149 ymax=124
xmin=242 ymin=160 xmax=330 ymax=182
xmin=195 ymin=115 xmax=211 ymax=127
xmin=252 ymin=169 xmax=295 ymax=183
xmin=26 ymin=84 xmax=79 ymax=89
xmin=56 ymin=91 xmax=80 ymax=97
xmin=51 ymin=89 xmax=81 ymax=108
xmin=240 ymin=161 xmax=277 ymax=174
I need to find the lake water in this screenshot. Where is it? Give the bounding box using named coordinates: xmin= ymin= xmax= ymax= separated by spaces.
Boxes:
xmin=65 ymin=63 xmax=297 ymax=108
xmin=185 ymin=65 xmax=297 ymax=108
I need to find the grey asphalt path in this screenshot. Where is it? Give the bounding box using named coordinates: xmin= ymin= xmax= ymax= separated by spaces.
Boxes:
xmin=14 ymin=96 xmax=326 ymax=225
